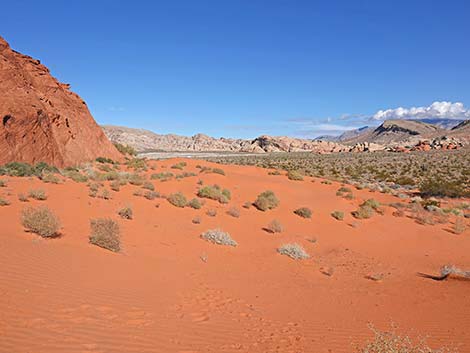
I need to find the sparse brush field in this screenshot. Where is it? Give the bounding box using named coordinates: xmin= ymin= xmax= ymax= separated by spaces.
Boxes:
xmin=206 ymin=149 xmax=470 ymax=198
xmin=0 ymin=156 xmax=469 ymax=352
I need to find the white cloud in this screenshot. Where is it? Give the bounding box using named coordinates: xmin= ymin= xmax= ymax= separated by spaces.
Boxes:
xmin=372 ymin=101 xmax=470 ymax=121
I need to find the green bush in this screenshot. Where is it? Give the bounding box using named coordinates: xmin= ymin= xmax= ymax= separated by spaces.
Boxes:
xmin=253 ymin=190 xmax=279 ymax=211
xmin=188 ymin=198 xmax=202 ymax=209
xmin=114 ymin=142 xmax=136 ymax=156
xmin=419 ymin=178 xmax=469 ymax=198
xmin=197 ymin=185 xmax=231 ymax=204
xmin=287 ymin=170 xmax=304 ymax=181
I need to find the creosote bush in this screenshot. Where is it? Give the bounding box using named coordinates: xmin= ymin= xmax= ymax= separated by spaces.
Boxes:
xmin=294 ymin=207 xmax=312 ymax=218
xmin=278 ymin=243 xmax=309 ymax=260
xmin=21 ymin=206 xmax=60 ymax=238
xmin=89 ymin=218 xmax=120 ymax=252
xmin=201 ymin=229 xmax=237 ymax=246
xmin=253 ymin=190 xmax=279 ymax=211
xmin=167 ymin=192 xmax=188 ymax=208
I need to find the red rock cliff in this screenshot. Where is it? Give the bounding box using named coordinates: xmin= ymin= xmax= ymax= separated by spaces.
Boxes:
xmin=0 ymin=36 xmax=122 ymax=167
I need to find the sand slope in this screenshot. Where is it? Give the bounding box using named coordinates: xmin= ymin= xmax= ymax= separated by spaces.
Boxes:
xmin=0 ymin=159 xmax=469 ymax=352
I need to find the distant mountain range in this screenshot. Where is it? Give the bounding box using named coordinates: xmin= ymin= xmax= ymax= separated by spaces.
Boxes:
xmin=102 ymin=118 xmax=470 ymax=154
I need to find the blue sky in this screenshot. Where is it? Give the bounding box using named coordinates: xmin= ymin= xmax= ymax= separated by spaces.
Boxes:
xmin=2 ymin=0 xmax=470 ymax=138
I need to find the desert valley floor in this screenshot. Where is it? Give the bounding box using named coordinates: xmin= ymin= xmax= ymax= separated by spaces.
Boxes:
xmin=1 ymin=158 xmax=469 ymax=353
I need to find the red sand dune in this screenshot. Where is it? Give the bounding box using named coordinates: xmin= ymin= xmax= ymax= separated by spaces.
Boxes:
xmin=0 ymin=159 xmax=469 ymax=352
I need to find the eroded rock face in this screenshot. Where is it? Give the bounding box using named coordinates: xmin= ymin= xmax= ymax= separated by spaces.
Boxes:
xmin=0 ymin=36 xmax=121 ymax=167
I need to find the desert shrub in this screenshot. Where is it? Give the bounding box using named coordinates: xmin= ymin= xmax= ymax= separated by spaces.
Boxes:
xmin=419 ymin=178 xmax=469 ymax=198
xmin=176 ymin=172 xmax=197 ymax=179
xmin=206 ymin=209 xmax=217 ymax=217
xmin=64 ymin=170 xmax=88 ymax=183
xmin=144 ymin=191 xmax=159 ymax=200
xmin=150 ymin=172 xmax=174 ymax=181
xmin=201 ymin=229 xmax=237 ymax=246
xmin=242 ymin=201 xmax=251 ymax=209
xmin=0 ymin=197 xmax=10 ymax=206
xmin=268 ymin=169 xmax=282 ymax=176
xmin=171 ymin=161 xmax=187 ymax=170
xmin=361 ymin=199 xmax=381 ymax=211
xmin=99 ymin=189 xmax=112 ymax=200
xmin=0 ymin=179 xmax=6 ymax=187
xmin=188 ymin=198 xmax=202 ymax=209
xmin=338 ymin=186 xmax=352 ymax=193
xmin=41 ymin=173 xmax=61 ymax=184
xmin=212 ymin=168 xmax=225 ymax=176
xmin=287 ymin=170 xmax=304 ymax=181
xmin=352 ymin=205 xmax=374 ymax=219
xmin=331 ymin=211 xmax=344 ymax=220
xmin=167 ymin=192 xmax=187 ymax=208
xmin=128 ymin=173 xmax=145 ymax=186
xmin=357 ymin=325 xmax=455 ymax=353
xmin=96 ymin=157 xmax=114 ymax=164
xmin=278 ymin=243 xmax=309 ymax=260
xmin=118 ymin=206 xmax=133 ymax=220
xmin=227 ymin=206 xmax=240 ymax=218
xmin=28 ymin=189 xmax=47 ymax=201
xmin=18 ymin=193 xmax=28 ymax=202
xmin=192 ymin=216 xmax=202 ymax=224
xmin=114 ymin=142 xmax=136 ymax=156
xmin=33 ymin=162 xmax=59 ymax=175
xmin=110 ymin=180 xmax=121 ymax=191
xmin=127 ymin=158 xmax=147 ymax=171
xmin=294 ymin=207 xmax=312 ymax=218
xmin=89 ymin=218 xmax=120 ymax=252
xmin=2 ymin=162 xmax=35 ymax=176
xmin=453 ymin=217 xmax=467 ymax=234
xmin=266 ymin=219 xmax=283 ymax=233
xmin=142 ymin=181 xmax=155 ymax=191
xmin=253 ymin=190 xmax=279 ymax=211
xmin=21 ymin=206 xmax=60 ymax=237
xmin=133 ymin=189 xmax=143 ymax=197
xmin=197 ymin=185 xmax=231 ymax=204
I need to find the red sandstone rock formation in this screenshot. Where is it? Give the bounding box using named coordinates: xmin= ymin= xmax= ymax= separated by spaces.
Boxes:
xmin=0 ymin=36 xmax=122 ymax=167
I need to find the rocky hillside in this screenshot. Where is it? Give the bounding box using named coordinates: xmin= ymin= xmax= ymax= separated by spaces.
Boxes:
xmin=0 ymin=36 xmax=121 ymax=167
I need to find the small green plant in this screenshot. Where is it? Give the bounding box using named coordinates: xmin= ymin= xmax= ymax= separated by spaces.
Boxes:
xmin=197 ymin=185 xmax=231 ymax=204
xmin=89 ymin=218 xmax=120 ymax=252
xmin=21 ymin=206 xmax=60 ymax=237
xmin=331 ymin=210 xmax=344 ymax=220
xmin=171 ymin=161 xmax=187 ymax=170
xmin=253 ymin=190 xmax=279 ymax=211
xmin=278 ymin=243 xmax=309 ymax=260
xmin=201 ymin=229 xmax=237 ymax=246
xmin=28 ymin=189 xmax=47 ymax=201
xmin=294 ymin=207 xmax=312 ymax=218
xmin=167 ymin=192 xmax=188 ymax=208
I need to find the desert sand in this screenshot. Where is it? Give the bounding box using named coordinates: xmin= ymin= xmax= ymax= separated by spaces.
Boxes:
xmin=0 ymin=158 xmax=469 ymax=352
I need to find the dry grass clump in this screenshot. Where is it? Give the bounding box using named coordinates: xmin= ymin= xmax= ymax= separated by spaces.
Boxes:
xmin=352 ymin=205 xmax=374 ymax=219
xmin=277 ymin=243 xmax=309 ymax=260
xmin=287 ymin=170 xmax=304 ymax=181
xmin=358 ymin=325 xmax=456 ymax=353
xmin=294 ymin=207 xmax=312 ymax=218
xmin=41 ymin=173 xmax=61 ymax=184
xmin=28 ymin=189 xmax=47 ymax=201
xmin=63 ymin=169 xmax=89 ymax=183
xmin=128 ymin=173 xmax=145 ymax=186
xmin=171 ymin=161 xmax=187 ymax=170
xmin=0 ymin=197 xmax=11 ymax=206
xmin=331 ymin=210 xmax=344 ymax=220
xmin=266 ymin=219 xmax=283 ymax=233
xmin=201 ymin=229 xmax=237 ymax=246
xmin=118 ymin=206 xmax=133 ymax=220
xmin=227 ymin=206 xmax=241 ymax=218
xmin=253 ymin=190 xmax=279 ymax=211
xmin=89 ymin=218 xmax=120 ymax=252
xmin=188 ymin=198 xmax=202 ymax=209
xmin=167 ymin=192 xmax=188 ymax=208
xmin=197 ymin=185 xmax=231 ymax=204
xmin=21 ymin=206 xmax=60 ymax=238
xmin=150 ymin=172 xmax=174 ymax=181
